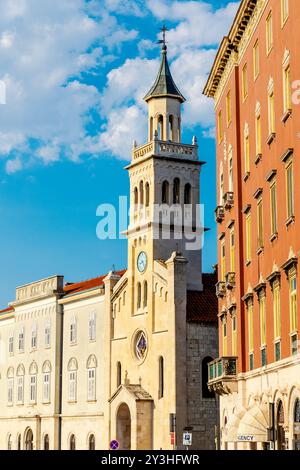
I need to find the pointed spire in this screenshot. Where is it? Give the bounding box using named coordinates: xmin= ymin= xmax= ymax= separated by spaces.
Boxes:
xmin=143 ymin=28 xmax=185 ymax=103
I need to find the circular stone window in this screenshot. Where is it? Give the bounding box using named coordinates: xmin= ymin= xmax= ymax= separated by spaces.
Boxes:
xmin=133 ymin=330 xmax=148 ymax=362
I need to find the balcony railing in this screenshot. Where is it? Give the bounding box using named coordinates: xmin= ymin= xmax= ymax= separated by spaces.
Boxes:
xmin=216 ymin=281 xmax=226 ymax=298
xmin=208 ymin=357 xmax=238 ymax=395
xmin=215 ymin=206 xmax=225 ymax=223
xmin=225 ymin=272 xmax=236 ymax=289
xmin=223 ymin=191 xmax=234 ymax=209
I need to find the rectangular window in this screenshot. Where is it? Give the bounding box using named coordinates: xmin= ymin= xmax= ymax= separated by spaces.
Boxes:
xmin=281 ymin=0 xmax=289 ymax=25
xmin=232 ymin=314 xmax=237 ymax=356
xmin=253 ymin=40 xmax=260 ymax=79
xmin=268 ymin=91 xmax=275 ymax=135
xmin=217 ymin=110 xmax=223 ymax=143
xmin=266 ymin=12 xmax=273 ymax=54
xmin=230 ymin=230 xmax=235 ymax=273
xmin=221 ymin=241 xmax=226 ymax=282
xmin=69 ymin=371 xmax=77 ymax=402
xmin=226 ymin=90 xmax=232 ymax=125
xmin=261 ymin=347 xmax=267 ymax=367
xmin=249 ymin=352 xmax=254 ymax=371
xmin=248 ymin=302 xmax=254 ymax=353
xmin=256 ymin=114 xmax=262 ymax=156
xmin=8 ymin=333 xmax=14 ymax=355
xmin=291 ymin=334 xmax=298 ymax=356
xmin=246 ymin=213 xmax=252 ymax=263
xmin=242 ymin=64 xmax=248 ymax=100
xmin=30 ymin=375 xmax=37 ymax=403
xmin=87 ymin=368 xmax=96 ymax=401
xmin=31 ymin=324 xmax=37 ymax=350
xmin=286 ymin=161 xmax=294 ymax=219
xmin=275 ymin=341 xmax=281 ymax=362
xmin=273 ymin=282 xmax=281 ymax=339
xmin=244 ymin=134 xmax=250 ymax=174
xmin=43 ymin=373 xmax=51 ymax=403
xmin=270 ymin=182 xmax=277 ymax=235
xmin=257 ymin=199 xmax=264 ymax=249
xmin=289 ymin=273 xmax=297 ymax=333
xmin=8 ymin=378 xmax=13 ymax=405
xmin=222 ymin=319 xmax=227 ymax=356
xmin=45 ymin=320 xmax=51 ymax=348
xmin=18 ymin=328 xmax=24 ymax=353
xmin=259 ymin=292 xmax=266 ymax=346
xmin=89 ymin=312 xmax=96 ymax=342
xmin=17 ymin=376 xmax=24 ymax=404
xmin=70 ymin=317 xmax=77 ymax=344
xmin=228 ymin=153 xmax=233 ymax=192
xmin=283 ymin=65 xmax=292 ymax=112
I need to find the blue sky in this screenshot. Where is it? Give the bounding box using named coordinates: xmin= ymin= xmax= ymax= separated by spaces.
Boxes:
xmin=0 ymin=0 xmax=239 ymax=308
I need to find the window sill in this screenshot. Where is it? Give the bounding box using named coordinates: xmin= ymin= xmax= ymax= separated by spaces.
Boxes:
xmin=68 ymin=400 xmax=77 ymax=404
xmin=270 ymin=232 xmax=278 ymax=243
xmin=243 ymin=172 xmax=250 ymax=182
xmin=87 ymin=399 xmax=97 ymax=404
xmin=267 ymin=133 xmax=276 ymax=146
xmin=286 ymin=215 xmax=295 ymax=227
xmin=281 ymin=109 xmax=292 ymax=124
xmin=255 ymin=153 xmax=262 ymax=165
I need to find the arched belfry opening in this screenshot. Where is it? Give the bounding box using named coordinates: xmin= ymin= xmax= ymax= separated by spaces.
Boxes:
xmin=116 ymin=403 xmax=131 ymax=450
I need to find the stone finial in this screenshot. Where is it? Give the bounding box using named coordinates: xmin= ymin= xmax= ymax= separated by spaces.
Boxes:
xmin=192 ymin=135 xmax=198 ymax=145
xmin=133 ymin=140 xmax=137 ymax=148
xmin=154 ymin=130 xmax=158 ymax=141
xmin=125 ymin=370 xmax=130 ymax=385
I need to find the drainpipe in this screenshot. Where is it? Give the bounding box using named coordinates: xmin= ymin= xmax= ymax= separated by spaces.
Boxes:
xmin=58 ymin=302 xmax=64 ymax=450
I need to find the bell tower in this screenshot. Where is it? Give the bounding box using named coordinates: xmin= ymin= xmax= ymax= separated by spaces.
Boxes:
xmin=125 ymin=31 xmax=204 ymax=292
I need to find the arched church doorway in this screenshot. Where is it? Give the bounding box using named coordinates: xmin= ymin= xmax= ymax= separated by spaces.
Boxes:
xmin=116 ymin=403 xmax=131 ymax=450
xmin=24 ymin=428 xmax=34 ymax=450
xmin=277 ymin=401 xmax=286 ymax=450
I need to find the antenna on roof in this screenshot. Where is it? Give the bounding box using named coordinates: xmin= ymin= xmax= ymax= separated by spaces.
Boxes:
xmin=112 ymin=264 xmax=116 ymax=273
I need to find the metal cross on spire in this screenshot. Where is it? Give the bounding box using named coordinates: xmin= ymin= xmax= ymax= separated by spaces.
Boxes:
xmin=157 ymin=24 xmax=169 ymax=50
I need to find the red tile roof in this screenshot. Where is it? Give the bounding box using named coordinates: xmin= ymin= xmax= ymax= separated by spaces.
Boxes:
xmin=64 ymin=270 xmax=127 ymax=296
xmin=0 ymin=306 xmax=14 ymax=315
xmin=187 ymin=273 xmax=218 ymax=323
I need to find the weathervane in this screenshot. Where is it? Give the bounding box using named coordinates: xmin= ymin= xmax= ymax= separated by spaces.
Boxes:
xmin=157 ymin=24 xmax=168 ymax=50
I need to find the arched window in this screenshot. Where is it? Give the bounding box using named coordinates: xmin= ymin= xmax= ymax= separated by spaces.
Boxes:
xmin=145 ymin=182 xmax=150 ymax=207
xmin=42 ymin=361 xmax=52 ymax=403
xmin=162 ymin=181 xmax=169 ymax=204
xmin=87 ymin=355 xmax=97 ymax=402
xmin=70 ymin=434 xmax=76 ymax=451
xmin=169 ymin=115 xmax=174 ymax=141
xmin=7 ymin=366 xmax=14 ymax=405
xmin=149 ymin=117 xmax=154 ymax=140
xmin=29 ymin=362 xmax=38 ymax=404
xmin=173 ymin=178 xmax=180 ymax=204
xmin=17 ymin=364 xmax=25 ymax=404
xmin=117 ymin=361 xmax=122 ymax=387
xmin=89 ymin=434 xmax=95 ymax=451
xmin=44 ymin=434 xmax=49 ymax=451
xmin=17 ymin=434 xmax=21 ymax=450
xmin=294 ymin=399 xmax=300 ymax=423
xmin=137 ymin=283 xmax=142 ymax=309
xmin=158 ymin=356 xmax=164 ymax=399
xmin=143 ymin=281 xmax=148 ymax=308
xmin=139 ymin=181 xmax=144 ymax=206
xmin=202 ymin=357 xmax=215 ymax=398
xmin=134 ymin=187 xmax=138 ymax=206
xmin=7 ymin=434 xmax=12 ymax=451
xmin=158 ymin=115 xmax=163 ymax=140
xmin=68 ymin=358 xmax=78 ymax=402
xmin=184 ymin=183 xmax=192 ymax=204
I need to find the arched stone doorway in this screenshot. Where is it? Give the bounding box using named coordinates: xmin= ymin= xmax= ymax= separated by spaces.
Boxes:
xmin=24 ymin=428 xmax=34 ymax=451
xmin=117 ymin=403 xmax=131 ymax=450
xmin=277 ymin=401 xmax=286 ymax=450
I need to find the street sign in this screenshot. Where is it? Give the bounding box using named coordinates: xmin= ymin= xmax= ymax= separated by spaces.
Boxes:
xmin=183 ymin=432 xmax=192 ymax=446
xmin=110 ymin=440 xmax=120 ymax=450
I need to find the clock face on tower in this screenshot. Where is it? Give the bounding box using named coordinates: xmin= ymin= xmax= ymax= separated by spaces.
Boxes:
xmin=137 ymin=251 xmax=147 ymax=273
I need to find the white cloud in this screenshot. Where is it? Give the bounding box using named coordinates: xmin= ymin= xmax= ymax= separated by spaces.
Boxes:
xmin=0 ymin=0 xmax=139 ymax=173
xmin=5 ymin=157 xmax=23 ymax=174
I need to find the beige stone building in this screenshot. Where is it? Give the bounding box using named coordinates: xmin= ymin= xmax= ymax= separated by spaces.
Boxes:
xmin=0 ymin=43 xmax=218 ymax=450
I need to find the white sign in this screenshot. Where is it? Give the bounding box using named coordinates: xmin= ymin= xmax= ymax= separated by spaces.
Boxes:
xmin=183 ymin=432 xmax=192 ymax=446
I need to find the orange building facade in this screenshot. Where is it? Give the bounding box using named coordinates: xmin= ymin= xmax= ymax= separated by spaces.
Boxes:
xmin=204 ymin=0 xmax=300 ymax=450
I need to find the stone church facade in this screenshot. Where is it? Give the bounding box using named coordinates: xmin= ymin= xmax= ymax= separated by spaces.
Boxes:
xmin=0 ymin=43 xmax=218 ymax=450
